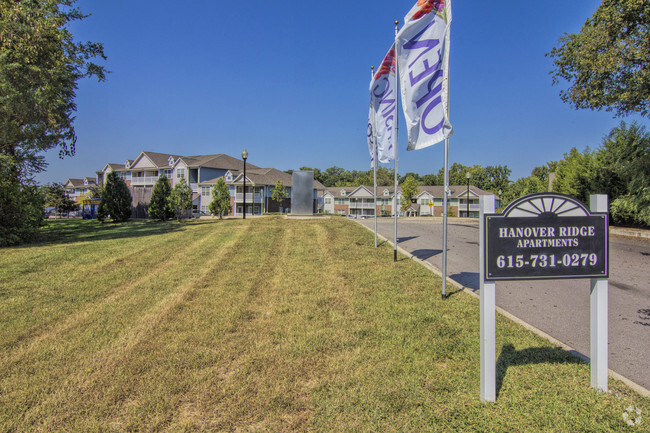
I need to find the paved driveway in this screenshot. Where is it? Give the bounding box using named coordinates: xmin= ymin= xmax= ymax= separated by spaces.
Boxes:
xmin=358 ymin=217 xmax=650 ymax=392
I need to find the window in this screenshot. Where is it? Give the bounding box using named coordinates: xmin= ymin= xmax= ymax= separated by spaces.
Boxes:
xmin=383 ymin=190 xmax=390 ymax=196
xmin=201 ymin=186 xmax=211 ymax=196
xmin=325 ymin=198 xmax=332 ymax=204
xmin=177 ymin=168 xmax=185 ymax=179
xmin=340 ymin=190 xmax=346 ymax=196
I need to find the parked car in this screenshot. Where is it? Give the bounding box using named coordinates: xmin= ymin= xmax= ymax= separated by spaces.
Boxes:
xmin=191 ymin=210 xmax=209 ymax=218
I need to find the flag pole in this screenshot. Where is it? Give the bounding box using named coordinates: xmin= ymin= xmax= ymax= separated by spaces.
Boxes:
xmin=441 ymin=7 xmax=452 ymax=301
xmin=442 ymin=140 xmax=449 ymax=299
xmin=371 ymin=66 xmax=378 ymax=248
xmin=393 ymin=20 xmax=400 ymax=262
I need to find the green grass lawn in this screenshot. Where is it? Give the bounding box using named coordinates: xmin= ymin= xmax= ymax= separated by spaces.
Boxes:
xmin=0 ymin=217 xmax=647 ymax=432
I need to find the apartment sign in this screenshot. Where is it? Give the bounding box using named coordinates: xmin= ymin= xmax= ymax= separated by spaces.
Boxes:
xmin=484 ymin=193 xmax=608 ymax=281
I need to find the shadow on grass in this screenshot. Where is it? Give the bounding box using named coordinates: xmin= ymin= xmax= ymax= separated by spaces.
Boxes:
xmin=442 ymin=287 xmax=465 ymax=299
xmin=496 ymin=343 xmax=585 ymax=398
xmin=28 ymin=218 xmax=224 ymax=248
xmin=411 ymin=248 xmax=442 ymax=260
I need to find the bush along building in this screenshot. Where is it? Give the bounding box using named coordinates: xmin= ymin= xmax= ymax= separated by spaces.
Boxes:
xmin=323 ymin=185 xmax=500 ymax=218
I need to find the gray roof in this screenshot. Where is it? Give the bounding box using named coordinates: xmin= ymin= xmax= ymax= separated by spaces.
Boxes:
xmin=181 ymin=154 xmax=260 ymax=171
xmin=200 ymin=168 xmax=325 ymax=189
xmin=64 ymin=178 xmax=84 ymax=188
xmin=64 ymin=178 xmax=96 ymax=188
xmin=140 ymin=152 xmax=182 ymax=167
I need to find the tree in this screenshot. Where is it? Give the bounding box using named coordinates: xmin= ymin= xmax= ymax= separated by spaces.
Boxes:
xmin=375 ymin=167 xmax=395 ymax=186
xmin=271 ymin=180 xmax=289 ymax=205
xmin=399 ymin=172 xmax=422 ymax=185
xmin=0 ymin=1 xmax=107 ymax=174
xmin=482 ymin=165 xmax=512 ymax=193
xmin=84 ymin=183 xmax=104 ymax=199
xmin=98 ymin=172 xmax=132 ymax=222
xmin=531 ymin=162 xmax=559 ymax=185
xmin=592 ymin=121 xmax=650 ymax=226
xmin=437 ymin=163 xmax=470 ymax=186
xmin=548 ymin=0 xmax=650 ymax=118
xmin=0 ymin=156 xmax=43 ymax=246
xmin=148 ymin=175 xmax=174 ymax=221
xmin=0 ymin=0 xmax=106 ymax=243
xmin=209 ymin=178 xmax=231 ymax=219
xmin=501 ymin=176 xmax=547 ymax=207
xmin=320 ymin=166 xmax=354 ymax=187
xmin=400 ymin=175 xmax=420 ymax=213
xmin=552 ymin=147 xmax=596 ymax=203
xmin=421 ymin=173 xmax=440 ymax=186
xmin=43 ymin=183 xmax=77 ymax=217
xmin=169 ymin=178 xmax=193 ymax=221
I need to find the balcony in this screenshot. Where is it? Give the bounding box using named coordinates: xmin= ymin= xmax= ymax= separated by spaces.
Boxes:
xmin=131 ymin=176 xmax=158 ymax=186
xmin=349 ymin=201 xmax=376 ymax=209
xmin=235 ymin=193 xmax=263 ymax=203
xmin=458 ymin=203 xmax=481 ymax=211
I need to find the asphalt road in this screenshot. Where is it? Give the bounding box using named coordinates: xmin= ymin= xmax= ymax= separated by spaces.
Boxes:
xmin=358 ymin=217 xmax=650 ymax=391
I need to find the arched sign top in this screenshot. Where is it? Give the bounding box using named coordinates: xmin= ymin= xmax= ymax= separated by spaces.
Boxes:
xmin=502 ymin=193 xmax=590 ymax=218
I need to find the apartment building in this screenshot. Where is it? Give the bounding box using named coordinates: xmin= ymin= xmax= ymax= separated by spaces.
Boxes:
xmin=63 ymin=177 xmax=97 ymax=203
xmin=93 ymin=151 xmax=324 ymax=217
xmin=96 ymin=151 xmax=260 ymax=216
xmin=323 ymin=185 xmax=499 ymax=218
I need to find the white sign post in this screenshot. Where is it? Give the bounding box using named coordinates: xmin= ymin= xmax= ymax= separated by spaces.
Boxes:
xmin=590 ymin=194 xmax=608 ymax=392
xmin=479 ymin=195 xmax=496 ymax=402
xmin=480 ymin=193 xmax=609 ymax=401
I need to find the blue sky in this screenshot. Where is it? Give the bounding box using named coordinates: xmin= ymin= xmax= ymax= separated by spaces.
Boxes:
xmin=36 ymin=0 xmax=645 ymax=184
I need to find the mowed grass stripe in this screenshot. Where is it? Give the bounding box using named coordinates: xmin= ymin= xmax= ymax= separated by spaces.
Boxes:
xmin=0 ymin=218 xmax=647 ymax=432
xmin=155 ymin=218 xmax=335 ymax=431
xmin=13 ymin=217 xmax=291 ymax=431
xmin=0 ymin=221 xmax=237 ymax=356
xmin=19 ymin=223 xmax=250 ymax=430
xmin=0 ymin=221 xmax=247 ymax=430
xmin=0 ymin=221 xmax=215 ymax=350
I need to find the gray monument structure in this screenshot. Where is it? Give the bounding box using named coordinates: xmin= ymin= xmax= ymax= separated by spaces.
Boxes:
xmin=291 ymin=171 xmax=314 ymax=215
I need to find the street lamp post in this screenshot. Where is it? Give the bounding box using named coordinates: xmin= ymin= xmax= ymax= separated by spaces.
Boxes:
xmin=241 ymin=148 xmax=248 ymax=220
xmin=466 ymin=172 xmax=471 ymax=218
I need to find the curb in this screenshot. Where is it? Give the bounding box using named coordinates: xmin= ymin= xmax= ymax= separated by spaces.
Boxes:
xmin=610 ymin=227 xmax=650 ymax=240
xmin=356 ymin=220 xmax=650 ymax=398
